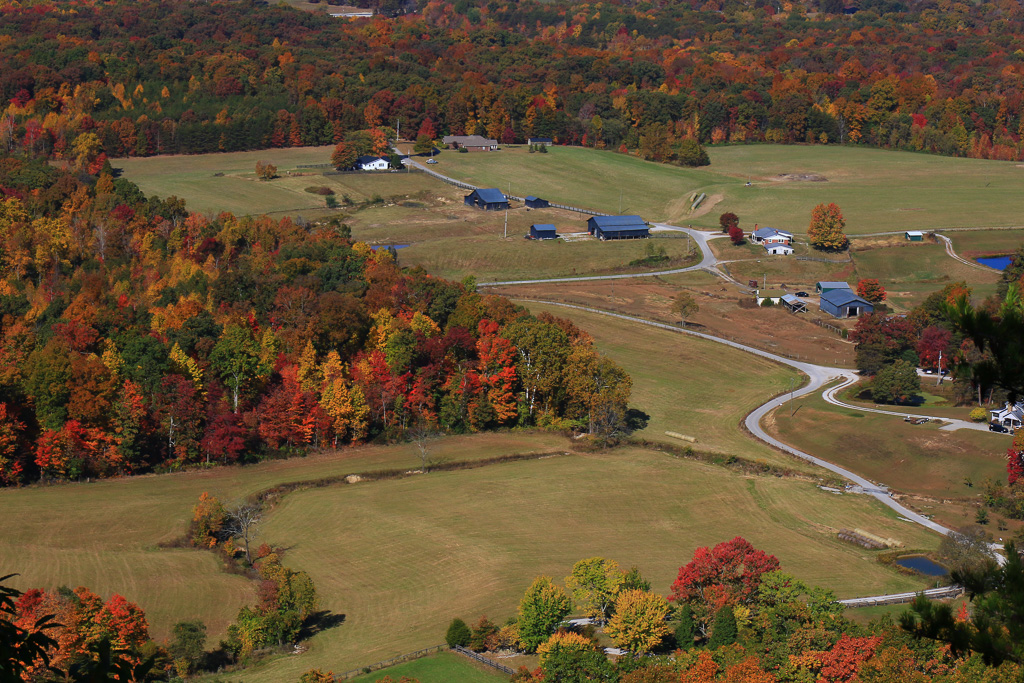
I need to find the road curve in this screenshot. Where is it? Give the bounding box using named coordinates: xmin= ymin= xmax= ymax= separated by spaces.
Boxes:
xmin=514 ymin=299 xmax=954 ymax=538
xmin=820 ymin=377 xmax=990 ymax=433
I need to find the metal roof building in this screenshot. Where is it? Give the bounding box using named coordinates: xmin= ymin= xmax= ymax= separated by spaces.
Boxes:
xmin=586 ymin=215 xmax=649 ymax=240
xmin=525 ymin=196 xmax=549 ymax=209
xmin=530 ymin=224 xmax=557 ymax=239
xmin=816 ymin=281 xmax=851 ymax=294
xmin=820 ymin=289 xmax=874 ymax=318
xmin=464 ymin=188 xmax=509 ymax=211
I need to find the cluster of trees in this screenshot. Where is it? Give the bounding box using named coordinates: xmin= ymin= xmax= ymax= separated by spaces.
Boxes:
xmin=434 ymin=537 xmax=1024 ymax=683
xmin=0 ymin=153 xmax=632 ymax=486
xmin=7 ymin=0 xmax=1024 ymax=163
xmin=850 ymin=280 xmax=987 ymax=403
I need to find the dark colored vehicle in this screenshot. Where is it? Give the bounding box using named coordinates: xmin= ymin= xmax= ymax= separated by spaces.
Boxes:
xmin=990 ymin=422 xmax=1009 ymax=433
xmin=795 ymin=291 xmax=809 ymax=297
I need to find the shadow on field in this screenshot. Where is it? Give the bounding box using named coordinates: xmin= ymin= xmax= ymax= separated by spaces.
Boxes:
xmin=302 ymin=610 xmax=347 ymax=639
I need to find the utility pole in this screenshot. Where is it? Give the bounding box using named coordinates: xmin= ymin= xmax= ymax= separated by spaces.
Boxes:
xmin=504 ymin=208 xmax=508 ymax=239
xmin=790 ymin=376 xmax=795 ymax=417
xmin=395 ymin=118 xmax=400 ymax=141
xmin=937 ymin=350 xmax=943 ymax=386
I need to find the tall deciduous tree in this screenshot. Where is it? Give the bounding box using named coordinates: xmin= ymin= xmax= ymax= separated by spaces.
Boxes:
xmin=719 ymin=212 xmax=739 ymax=234
xmin=517 ymin=577 xmax=572 ymax=652
xmin=672 ymin=293 xmax=699 ymax=327
xmin=565 ymin=557 xmax=624 ymax=624
xmin=807 ymin=203 xmax=848 ymax=251
xmin=856 ymin=278 xmax=887 ymax=303
xmin=210 ymin=324 xmax=267 ymax=413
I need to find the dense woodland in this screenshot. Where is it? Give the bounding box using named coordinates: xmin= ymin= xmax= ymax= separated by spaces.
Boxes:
xmin=0 ymin=153 xmax=632 ymax=485
xmin=4 ymin=0 xmax=1024 ymax=163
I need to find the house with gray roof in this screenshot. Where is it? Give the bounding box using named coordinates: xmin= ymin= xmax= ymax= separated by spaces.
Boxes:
xmin=442 ymin=135 xmax=498 ymax=151
xmin=991 ymin=402 xmax=1024 ymax=430
xmin=750 ymin=226 xmax=793 ymax=245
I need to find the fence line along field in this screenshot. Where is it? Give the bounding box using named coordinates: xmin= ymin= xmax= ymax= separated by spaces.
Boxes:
xmin=238 ymin=447 xmax=939 ymax=682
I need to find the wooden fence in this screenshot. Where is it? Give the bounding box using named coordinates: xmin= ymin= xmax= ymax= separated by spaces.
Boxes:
xmin=334 ymin=645 xmax=446 ymax=680
xmin=796 ymin=254 xmax=852 ymax=263
xmin=811 ymin=317 xmax=846 ymax=336
xmin=451 ymin=645 xmax=516 ymax=675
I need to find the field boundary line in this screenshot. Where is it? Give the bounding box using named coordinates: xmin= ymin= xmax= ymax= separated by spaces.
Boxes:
xmin=334 ymin=644 xmax=446 ymax=680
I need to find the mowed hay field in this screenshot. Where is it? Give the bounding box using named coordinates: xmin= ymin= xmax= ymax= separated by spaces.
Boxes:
xmin=0 ymin=432 xmax=564 ymax=642
xmin=114 ymin=146 xmax=440 ymax=217
xmin=436 ymin=145 xmax=1024 ymax=235
xmin=239 ymin=448 xmax=939 ymax=681
xmin=345 ymin=652 xmax=508 ymax=683
xmin=521 ymin=301 xmax=807 ymax=469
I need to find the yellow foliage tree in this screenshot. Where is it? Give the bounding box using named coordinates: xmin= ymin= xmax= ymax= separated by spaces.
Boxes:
xmin=536 ymin=631 xmax=596 ymax=665
xmin=604 ymin=589 xmax=670 ymax=653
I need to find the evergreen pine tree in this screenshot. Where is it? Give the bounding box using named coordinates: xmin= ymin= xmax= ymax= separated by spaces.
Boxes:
xmin=674 ymin=603 xmax=696 ymax=649
xmin=445 ymin=617 xmax=471 ymax=647
xmin=707 ymin=605 xmax=737 ymax=649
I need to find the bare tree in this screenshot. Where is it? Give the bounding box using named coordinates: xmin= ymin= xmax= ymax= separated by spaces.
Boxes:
xmin=225 ymin=501 xmax=263 ymax=565
xmin=409 ymin=422 xmax=441 ymax=473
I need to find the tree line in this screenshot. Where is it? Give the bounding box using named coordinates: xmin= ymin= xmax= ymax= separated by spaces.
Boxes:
xmin=4 ymin=0 xmax=1024 ymax=163
xmin=0 ymin=152 xmax=633 ymax=485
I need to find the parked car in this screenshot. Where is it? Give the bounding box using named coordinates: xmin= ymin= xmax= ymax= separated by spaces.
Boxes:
xmin=795 ymin=291 xmax=809 ymax=297
xmin=426 ymin=158 xmax=438 ymax=164
xmin=990 ymin=422 xmax=1009 ymax=433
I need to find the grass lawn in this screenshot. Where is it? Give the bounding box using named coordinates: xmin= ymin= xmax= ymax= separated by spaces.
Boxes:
xmin=344 ymin=651 xmax=509 ymax=683
xmin=520 ymin=302 xmax=808 ymax=470
xmin=435 ymin=145 xmax=1024 ymax=235
xmin=0 ymin=432 xmax=564 ymax=642
xmin=235 ymin=447 xmax=939 ymax=681
xmin=766 ymin=392 xmax=1009 ymax=511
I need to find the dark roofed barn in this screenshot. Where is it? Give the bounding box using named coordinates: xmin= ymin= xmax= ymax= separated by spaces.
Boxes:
xmin=819 ymin=289 xmax=874 ymax=318
xmin=464 ymin=188 xmax=509 ymax=211
xmin=530 ymin=224 xmax=557 ymax=240
xmin=525 ymin=196 xmax=549 ymax=209
xmin=586 ymin=215 xmax=649 ymax=240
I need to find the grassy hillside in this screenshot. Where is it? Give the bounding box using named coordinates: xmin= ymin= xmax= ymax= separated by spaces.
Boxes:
xmin=438 ymin=145 xmax=1024 ymax=235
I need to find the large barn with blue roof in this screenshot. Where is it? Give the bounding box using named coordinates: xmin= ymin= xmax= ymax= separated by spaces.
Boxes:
xmin=464 ymin=188 xmax=509 ymax=210
xmin=819 ymin=289 xmax=874 ymax=318
xmin=587 ymin=215 xmax=649 ymax=240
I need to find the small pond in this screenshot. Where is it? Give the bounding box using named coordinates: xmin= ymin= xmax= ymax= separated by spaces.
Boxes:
xmin=976 ymin=255 xmax=1012 ymax=271
xmin=894 ymin=555 xmax=948 ymax=577
xmin=370 ymin=244 xmax=410 ymax=251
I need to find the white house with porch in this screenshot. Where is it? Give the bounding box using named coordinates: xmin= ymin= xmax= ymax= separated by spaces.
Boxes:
xmin=356 ymin=155 xmax=390 ymax=171
xmin=991 ymin=402 xmax=1024 ymax=430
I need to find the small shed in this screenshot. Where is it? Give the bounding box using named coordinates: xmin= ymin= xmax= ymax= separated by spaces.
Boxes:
xmin=820 ymin=289 xmax=874 ymax=318
xmin=816 ymin=281 xmax=851 ymax=295
xmin=764 ymin=244 xmax=794 ymax=256
xmin=465 ymin=188 xmax=509 ymax=211
xmin=756 ymin=289 xmax=785 ymax=306
xmin=525 ymin=196 xmax=549 ymax=209
xmin=905 ymin=231 xmax=924 ymax=241
xmin=781 ymin=294 xmax=807 ymax=313
xmin=528 ymin=137 xmax=553 ymax=146
xmin=587 ymin=215 xmax=649 ymax=240
xmin=530 ymin=224 xmax=557 ymax=240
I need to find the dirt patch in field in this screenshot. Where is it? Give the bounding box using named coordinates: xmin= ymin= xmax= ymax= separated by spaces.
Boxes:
xmin=494 ymin=278 xmax=856 ymax=367
xmin=773 ymin=173 xmax=828 ymax=182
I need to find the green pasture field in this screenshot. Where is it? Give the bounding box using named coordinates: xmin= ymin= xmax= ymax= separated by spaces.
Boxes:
xmin=521 ymin=301 xmax=807 ymax=471
xmin=238 ymin=447 xmax=939 ymax=681
xmin=948 ymin=229 xmax=1024 ymax=258
xmin=114 ymin=146 xmax=439 ymax=217
xmin=768 ymin=391 xmax=1008 ymax=504
xmin=435 ymin=145 xmax=1024 ymax=235
xmin=345 ymin=651 xmax=509 ymax=683
xmin=0 ymin=431 xmax=564 ymax=642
